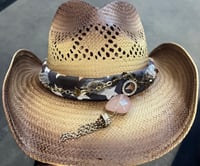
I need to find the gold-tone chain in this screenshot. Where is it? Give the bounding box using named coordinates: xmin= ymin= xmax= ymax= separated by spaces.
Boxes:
xmin=76 ymin=73 xmax=133 ymax=96
xmin=43 ymin=72 xmax=135 ymax=97
xmin=60 ymin=113 xmax=112 ymax=142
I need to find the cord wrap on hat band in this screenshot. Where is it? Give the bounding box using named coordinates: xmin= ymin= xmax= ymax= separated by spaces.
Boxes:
xmin=39 ymin=59 xmax=158 ymax=101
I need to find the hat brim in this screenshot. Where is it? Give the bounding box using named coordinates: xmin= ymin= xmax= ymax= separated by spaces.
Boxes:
xmin=2 ymin=43 xmax=198 ymax=165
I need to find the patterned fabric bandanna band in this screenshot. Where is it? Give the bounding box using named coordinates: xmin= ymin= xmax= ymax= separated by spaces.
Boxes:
xmin=39 ymin=59 xmax=158 ymax=101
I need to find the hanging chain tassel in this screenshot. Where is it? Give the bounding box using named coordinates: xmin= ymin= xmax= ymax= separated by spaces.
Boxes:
xmin=60 ymin=113 xmax=112 ymax=142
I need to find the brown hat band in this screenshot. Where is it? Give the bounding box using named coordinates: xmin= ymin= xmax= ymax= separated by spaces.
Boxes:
xmin=39 ymin=59 xmax=158 ymax=101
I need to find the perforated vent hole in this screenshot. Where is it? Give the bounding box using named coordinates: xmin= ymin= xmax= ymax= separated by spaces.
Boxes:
xmin=106 ymin=52 xmax=110 ymax=57
xmin=74 ymin=54 xmax=78 ymax=59
xmin=113 ymin=44 xmax=117 ymax=48
xmin=97 ymin=51 xmax=101 ymax=57
xmin=95 ymin=26 xmax=98 ymax=31
xmin=83 ymin=53 xmax=86 ymax=58
xmin=107 ymin=30 xmax=111 ymax=35
xmin=90 ymin=52 xmax=93 ymax=57
xmin=50 ymin=23 xmax=146 ymax=62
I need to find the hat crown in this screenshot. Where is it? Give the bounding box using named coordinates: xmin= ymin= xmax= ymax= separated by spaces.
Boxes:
xmin=47 ymin=0 xmax=149 ymax=77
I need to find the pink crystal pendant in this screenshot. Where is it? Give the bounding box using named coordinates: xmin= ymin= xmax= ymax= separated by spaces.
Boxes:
xmin=105 ymin=94 xmax=132 ymax=114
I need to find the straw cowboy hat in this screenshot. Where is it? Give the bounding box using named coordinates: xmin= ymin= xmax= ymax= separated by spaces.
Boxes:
xmin=2 ymin=0 xmax=199 ymax=165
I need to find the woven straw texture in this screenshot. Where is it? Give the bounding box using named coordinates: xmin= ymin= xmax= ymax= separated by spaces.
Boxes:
xmin=3 ymin=43 xmax=198 ymax=165
xmin=48 ymin=0 xmax=148 ymax=77
xmin=2 ymin=1 xmax=198 ymax=166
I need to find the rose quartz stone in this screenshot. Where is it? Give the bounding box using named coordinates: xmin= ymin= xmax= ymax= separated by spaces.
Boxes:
xmin=105 ymin=94 xmax=132 ymax=114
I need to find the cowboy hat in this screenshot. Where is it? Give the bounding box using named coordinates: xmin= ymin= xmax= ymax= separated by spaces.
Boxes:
xmin=2 ymin=0 xmax=199 ymax=165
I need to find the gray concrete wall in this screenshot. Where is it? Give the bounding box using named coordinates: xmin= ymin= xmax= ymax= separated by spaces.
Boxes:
xmin=0 ymin=0 xmax=199 ymax=165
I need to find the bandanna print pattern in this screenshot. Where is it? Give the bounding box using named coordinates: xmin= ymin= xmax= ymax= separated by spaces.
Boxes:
xmin=39 ymin=60 xmax=158 ymax=100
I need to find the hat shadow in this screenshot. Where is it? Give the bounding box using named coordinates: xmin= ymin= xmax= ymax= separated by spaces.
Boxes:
xmin=172 ymin=100 xmax=200 ymax=166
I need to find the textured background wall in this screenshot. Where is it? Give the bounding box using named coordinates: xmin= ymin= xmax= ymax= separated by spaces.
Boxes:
xmin=0 ymin=0 xmax=199 ymax=165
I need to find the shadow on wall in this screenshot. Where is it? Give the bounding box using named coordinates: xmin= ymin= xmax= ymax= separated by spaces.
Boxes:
xmin=0 ymin=0 xmax=16 ymax=12
xmin=172 ymin=100 xmax=200 ymax=166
